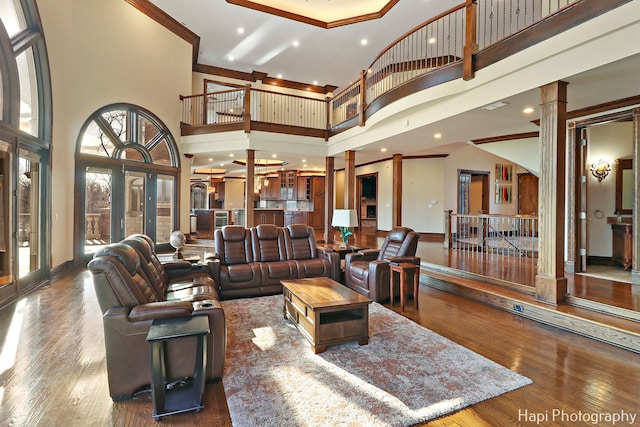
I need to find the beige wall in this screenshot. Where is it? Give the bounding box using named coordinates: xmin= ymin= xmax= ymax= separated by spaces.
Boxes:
xmin=38 ymin=0 xmax=193 ymax=267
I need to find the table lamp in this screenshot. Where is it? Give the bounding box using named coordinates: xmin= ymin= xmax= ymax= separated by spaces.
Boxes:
xmin=331 ymin=209 xmax=358 ymax=248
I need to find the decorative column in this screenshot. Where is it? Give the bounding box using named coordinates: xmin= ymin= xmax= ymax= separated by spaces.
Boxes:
xmin=632 ymin=108 xmax=640 ymax=283
xmin=246 ymin=149 xmax=255 ymax=228
xmin=535 ymin=81 xmax=568 ymax=304
xmin=393 ymin=154 xmax=403 ymax=227
xmin=344 ymin=150 xmax=356 ymax=209
xmin=324 ymin=156 xmax=335 ymax=244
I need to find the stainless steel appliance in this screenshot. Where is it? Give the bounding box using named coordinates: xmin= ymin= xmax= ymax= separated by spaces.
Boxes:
xmin=213 ymin=210 xmax=229 ymax=230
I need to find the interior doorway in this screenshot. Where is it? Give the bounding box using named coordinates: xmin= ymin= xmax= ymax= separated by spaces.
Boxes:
xmin=458 ymin=170 xmax=489 ymax=214
xmin=357 ymin=173 xmax=377 ymax=231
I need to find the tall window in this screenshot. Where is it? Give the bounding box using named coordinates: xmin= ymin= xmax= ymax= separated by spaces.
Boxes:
xmin=76 ymin=104 xmax=180 ymax=259
xmin=0 ymin=0 xmax=52 ymax=302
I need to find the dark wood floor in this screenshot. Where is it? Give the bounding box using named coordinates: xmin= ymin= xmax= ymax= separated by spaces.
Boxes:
xmin=0 ymin=233 xmax=639 ymax=425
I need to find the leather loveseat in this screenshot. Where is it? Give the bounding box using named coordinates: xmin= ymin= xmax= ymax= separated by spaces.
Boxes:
xmin=208 ymin=224 xmax=340 ymax=299
xmin=88 ymin=242 xmax=226 ymax=401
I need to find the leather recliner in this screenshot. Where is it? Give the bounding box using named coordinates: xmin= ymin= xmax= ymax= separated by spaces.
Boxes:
xmin=344 ymin=227 xmax=420 ymax=302
xmin=88 ymin=243 xmax=226 ymax=401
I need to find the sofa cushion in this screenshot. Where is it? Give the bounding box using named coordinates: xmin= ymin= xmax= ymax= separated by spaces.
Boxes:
xmin=216 ymin=226 xmax=254 ymax=265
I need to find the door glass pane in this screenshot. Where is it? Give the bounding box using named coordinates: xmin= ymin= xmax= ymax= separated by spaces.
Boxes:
xmin=0 ymin=0 xmax=27 ymax=38
xmin=18 ymin=156 xmax=40 ymax=277
xmin=16 ymin=48 xmax=39 ymax=136
xmin=156 ymin=175 xmax=174 ymax=243
xmin=84 ymin=168 xmax=112 ymax=254
xmin=124 ymin=171 xmax=145 ymax=237
xmin=0 ymin=147 xmax=12 ymax=286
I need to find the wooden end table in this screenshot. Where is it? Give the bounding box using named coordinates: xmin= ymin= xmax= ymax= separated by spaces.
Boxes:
xmin=281 ymin=277 xmax=372 ymax=354
xmin=389 ymin=262 xmax=419 ymax=311
xmin=146 ymin=316 xmax=210 ymax=420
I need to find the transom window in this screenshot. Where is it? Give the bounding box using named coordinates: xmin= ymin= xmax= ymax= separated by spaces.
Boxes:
xmin=79 ymin=104 xmax=178 ymax=167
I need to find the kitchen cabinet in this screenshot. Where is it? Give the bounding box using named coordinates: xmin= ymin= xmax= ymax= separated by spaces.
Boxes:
xmin=279 ymin=171 xmax=297 ymax=200
xmin=254 ymin=209 xmax=284 ymax=227
xmin=284 ymin=211 xmax=308 ymax=227
xmin=297 ymin=177 xmax=310 ymax=200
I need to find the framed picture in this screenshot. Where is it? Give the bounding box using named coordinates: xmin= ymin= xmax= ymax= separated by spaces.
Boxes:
xmin=495 ymin=163 xmax=513 ymax=183
xmin=495 ymin=183 xmax=512 ymax=204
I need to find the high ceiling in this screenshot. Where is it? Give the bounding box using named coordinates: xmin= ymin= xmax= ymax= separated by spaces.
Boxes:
xmin=148 ymin=0 xmax=460 ymax=91
xmin=144 ymin=1 xmax=639 ymax=176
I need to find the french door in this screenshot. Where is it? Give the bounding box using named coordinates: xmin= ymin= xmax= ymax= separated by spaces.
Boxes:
xmin=79 ymin=163 xmax=176 ymax=263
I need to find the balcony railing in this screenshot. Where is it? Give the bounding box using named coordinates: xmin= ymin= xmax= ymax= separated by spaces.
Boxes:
xmin=446 ymin=211 xmax=539 ymax=257
xmin=181 ymin=0 xmax=624 ymax=138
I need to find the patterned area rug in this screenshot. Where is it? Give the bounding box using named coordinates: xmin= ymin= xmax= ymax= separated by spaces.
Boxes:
xmin=221 ymin=295 xmax=531 ymax=427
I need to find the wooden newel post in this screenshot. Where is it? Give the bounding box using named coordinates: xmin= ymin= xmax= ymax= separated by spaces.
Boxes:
xmin=463 ymin=0 xmax=478 ymax=81
xmin=444 ymin=210 xmax=453 ymax=248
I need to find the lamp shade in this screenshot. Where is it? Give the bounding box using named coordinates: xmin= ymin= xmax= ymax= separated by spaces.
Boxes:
xmin=331 ymin=209 xmax=358 ymax=228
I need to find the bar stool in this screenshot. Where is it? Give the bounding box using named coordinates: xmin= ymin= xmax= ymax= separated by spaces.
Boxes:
xmin=389 ymin=262 xmax=420 ymax=311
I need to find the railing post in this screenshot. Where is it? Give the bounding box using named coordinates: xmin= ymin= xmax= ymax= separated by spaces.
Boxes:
xmin=325 ymin=96 xmax=331 ymax=141
xmin=444 ymin=210 xmax=452 ymax=249
xmin=243 ymin=84 xmax=251 ymax=133
xmin=463 ymin=0 xmax=478 ymax=81
xmin=358 ymin=70 xmax=367 ymax=127
xmin=202 ymin=93 xmax=208 ymax=125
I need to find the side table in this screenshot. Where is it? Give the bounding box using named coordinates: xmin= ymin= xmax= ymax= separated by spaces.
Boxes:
xmin=146 ymin=316 xmax=210 ymax=420
xmin=389 ymin=262 xmax=419 ymax=311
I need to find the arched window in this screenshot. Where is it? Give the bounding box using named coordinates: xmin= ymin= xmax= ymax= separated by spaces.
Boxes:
xmin=75 ymin=104 xmax=180 ymax=260
xmin=0 ymin=0 xmax=53 ymax=303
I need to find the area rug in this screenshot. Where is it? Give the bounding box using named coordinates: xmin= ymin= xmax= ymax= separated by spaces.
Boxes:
xmin=221 ymin=295 xmax=531 ymax=427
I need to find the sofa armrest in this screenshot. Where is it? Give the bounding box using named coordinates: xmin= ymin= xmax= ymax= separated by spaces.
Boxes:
xmin=127 ymin=300 xmax=194 ymax=321
xmin=358 ymin=249 xmax=380 ymax=259
xmin=207 ymin=258 xmax=222 ymax=287
xmin=318 ymin=249 xmax=341 ymax=281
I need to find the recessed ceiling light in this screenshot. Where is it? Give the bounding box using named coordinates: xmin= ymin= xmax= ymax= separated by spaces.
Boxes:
xmin=229 ymin=153 xmax=234 ymax=157
xmin=228 ymin=55 xmax=234 ymax=61
xmin=277 ymin=74 xmax=282 ymax=79
xmin=302 ymin=159 xmax=306 ymax=162
xmin=361 ymin=39 xmax=368 ymax=46
xmin=220 ymin=163 xmax=225 ymax=166
xmin=428 ymin=37 xmax=436 ymax=44
xmin=272 ymin=154 xmax=277 ymax=158
xmin=313 ymin=81 xmax=318 ymax=86
xmin=292 ymin=40 xmax=299 ymax=47
xmin=523 ymin=107 xmax=535 ymax=114
xmin=381 ymin=148 xmax=387 ymax=152
xmin=434 ymin=133 xmax=442 ymax=139
xmin=208 ymin=158 xmax=213 ymax=161
xmin=237 ymin=27 xmax=244 ymax=34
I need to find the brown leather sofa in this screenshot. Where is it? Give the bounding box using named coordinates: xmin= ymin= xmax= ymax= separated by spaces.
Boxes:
xmin=344 ymin=227 xmax=420 ymax=302
xmin=88 ymin=242 xmax=226 ymax=401
xmin=208 ymin=224 xmax=340 ymax=299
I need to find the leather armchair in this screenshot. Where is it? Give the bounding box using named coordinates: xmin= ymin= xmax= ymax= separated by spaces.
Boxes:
xmin=88 ymin=243 xmax=226 ymax=401
xmin=344 ymin=227 xmax=420 ymax=302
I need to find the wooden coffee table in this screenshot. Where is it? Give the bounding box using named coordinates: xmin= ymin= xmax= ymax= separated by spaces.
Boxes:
xmin=281 ymin=277 xmax=372 ymax=354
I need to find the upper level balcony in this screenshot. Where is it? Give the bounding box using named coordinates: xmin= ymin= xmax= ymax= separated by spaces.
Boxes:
xmin=180 ymin=0 xmax=632 ymax=144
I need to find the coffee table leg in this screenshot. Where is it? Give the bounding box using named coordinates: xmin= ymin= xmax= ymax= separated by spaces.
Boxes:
xmin=314 ymin=344 xmax=326 ymax=354
xmin=414 ymin=267 xmax=419 ymax=309
xmin=358 ymin=338 xmax=369 ymax=346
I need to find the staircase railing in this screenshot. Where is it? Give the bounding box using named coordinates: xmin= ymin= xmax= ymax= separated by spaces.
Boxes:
xmin=445 ymin=211 xmax=539 ymax=257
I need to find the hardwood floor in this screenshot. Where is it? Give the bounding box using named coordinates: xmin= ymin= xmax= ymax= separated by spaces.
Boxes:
xmin=0 ymin=255 xmax=639 ymax=425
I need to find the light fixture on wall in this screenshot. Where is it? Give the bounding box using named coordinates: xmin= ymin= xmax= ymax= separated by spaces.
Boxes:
xmin=590 ymin=159 xmax=611 ymax=182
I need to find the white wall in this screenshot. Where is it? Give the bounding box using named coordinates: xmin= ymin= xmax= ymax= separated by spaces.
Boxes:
xmin=586 ymin=122 xmax=633 ymax=257
xmin=443 ymin=144 xmax=523 ymax=215
xmin=223 ymin=178 xmax=245 ymax=210
xmin=38 ymin=0 xmax=193 ymax=267
xmin=402 ymin=158 xmax=445 ymax=233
